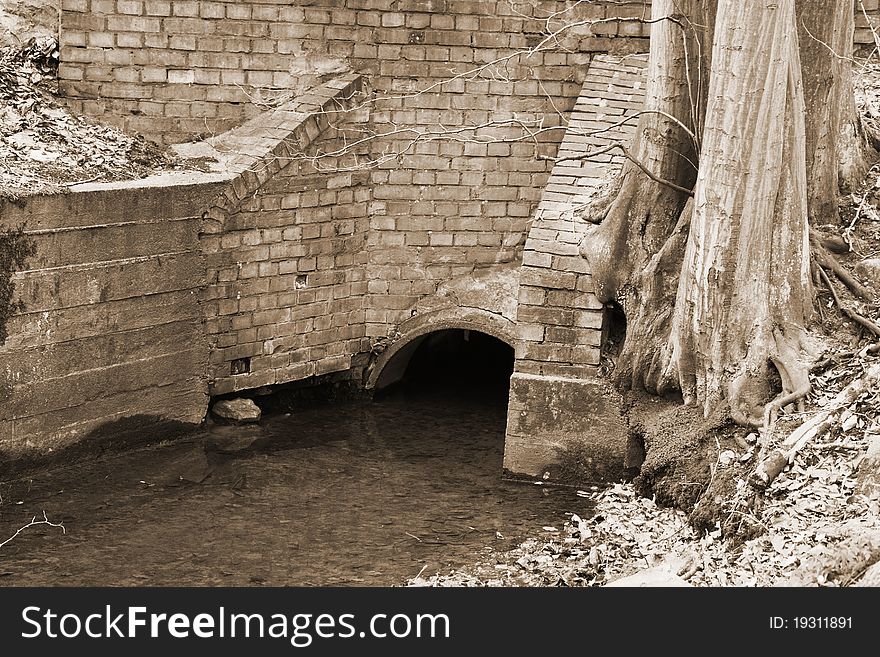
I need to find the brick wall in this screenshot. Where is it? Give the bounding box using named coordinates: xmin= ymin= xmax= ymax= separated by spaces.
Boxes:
xmin=56 ymin=0 xmax=880 ymax=145
xmin=856 ymin=0 xmax=880 ymax=46
xmin=200 ymin=75 xmax=373 ymax=396
xmin=514 ymin=54 xmax=646 ymax=380
xmin=57 ymin=1 xmax=651 ymax=144
xmin=57 ymin=0 xmax=654 ymax=346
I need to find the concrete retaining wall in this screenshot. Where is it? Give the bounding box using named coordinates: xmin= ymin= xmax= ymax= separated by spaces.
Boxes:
xmin=0 ymin=177 xmax=217 ymax=464
xmin=0 ymin=75 xmax=372 ymax=464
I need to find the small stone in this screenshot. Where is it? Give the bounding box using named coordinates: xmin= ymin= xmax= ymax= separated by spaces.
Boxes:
xmin=855 ymin=258 xmax=880 ymax=290
xmin=211 ymin=398 xmax=262 ymax=425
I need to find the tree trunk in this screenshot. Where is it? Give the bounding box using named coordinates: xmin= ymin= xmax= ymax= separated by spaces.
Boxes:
xmin=798 ymin=0 xmax=868 ymax=223
xmin=579 ymin=0 xmax=710 ymax=394
xmin=580 ymin=0 xmax=862 ymax=425
xmin=667 ymin=0 xmax=813 ymax=422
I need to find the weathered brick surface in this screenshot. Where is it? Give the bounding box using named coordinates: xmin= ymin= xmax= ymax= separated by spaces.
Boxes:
xmin=56 ymin=1 xmax=879 ymax=350
xmin=514 ymin=54 xmax=646 ymax=378
xmin=196 ymin=75 xmax=372 ymax=395
xmin=58 ymin=0 xmax=648 ymax=145
xmin=501 ymin=54 xmax=646 ymax=481
xmin=57 ymin=1 xmax=880 ymax=143
xmin=0 ymin=76 xmax=369 ymax=456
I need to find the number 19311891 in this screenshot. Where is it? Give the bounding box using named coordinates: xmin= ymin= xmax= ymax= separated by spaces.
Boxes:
xmin=771 ymin=617 xmax=852 ymax=629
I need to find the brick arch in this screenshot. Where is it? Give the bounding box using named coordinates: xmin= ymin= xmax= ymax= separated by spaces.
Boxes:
xmin=365 ymin=307 xmax=517 ymax=391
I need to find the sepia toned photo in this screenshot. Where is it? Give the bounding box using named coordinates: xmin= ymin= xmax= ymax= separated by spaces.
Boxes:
xmin=1 ymin=0 xmax=879 ymax=608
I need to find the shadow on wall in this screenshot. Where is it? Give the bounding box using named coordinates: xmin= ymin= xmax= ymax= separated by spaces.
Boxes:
xmin=0 ymin=414 xmax=197 ymax=479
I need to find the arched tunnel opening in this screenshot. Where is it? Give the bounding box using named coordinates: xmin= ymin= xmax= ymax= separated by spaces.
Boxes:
xmin=374 ymin=329 xmax=515 ymax=402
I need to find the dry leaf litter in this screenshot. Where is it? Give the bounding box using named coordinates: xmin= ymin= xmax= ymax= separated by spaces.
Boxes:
xmin=0 ymin=36 xmax=176 ymax=198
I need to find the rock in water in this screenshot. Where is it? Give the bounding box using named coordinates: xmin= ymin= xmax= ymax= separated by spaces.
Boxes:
xmin=211 ymin=398 xmax=261 ymax=425
xmin=855 ymin=258 xmax=880 ymax=290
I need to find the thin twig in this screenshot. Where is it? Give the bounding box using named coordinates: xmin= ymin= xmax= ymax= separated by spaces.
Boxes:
xmin=0 ymin=511 xmax=65 ymax=550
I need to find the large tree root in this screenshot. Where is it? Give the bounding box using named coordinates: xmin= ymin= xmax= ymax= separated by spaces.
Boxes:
xmin=747 ymin=247 xmax=880 ymax=477
xmin=750 ymin=361 xmax=880 ymax=490
xmin=811 ymin=233 xmax=876 ymax=302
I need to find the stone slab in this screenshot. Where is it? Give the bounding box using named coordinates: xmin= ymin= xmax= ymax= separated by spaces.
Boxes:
xmin=503 ymin=372 xmax=628 ymax=485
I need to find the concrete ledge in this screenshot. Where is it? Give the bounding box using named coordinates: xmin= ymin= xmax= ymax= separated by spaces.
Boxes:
xmin=503 ymin=371 xmax=628 ymax=485
xmin=188 ymin=73 xmax=365 ymax=231
xmin=0 ymin=177 xmax=228 ymax=232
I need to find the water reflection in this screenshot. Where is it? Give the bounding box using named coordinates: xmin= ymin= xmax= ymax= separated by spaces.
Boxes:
xmin=0 ymin=332 xmax=594 ymax=585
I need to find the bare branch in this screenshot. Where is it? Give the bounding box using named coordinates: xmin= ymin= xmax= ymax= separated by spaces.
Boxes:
xmin=546 ymin=140 xmax=695 ymax=198
xmin=0 ymin=511 xmax=65 ymax=550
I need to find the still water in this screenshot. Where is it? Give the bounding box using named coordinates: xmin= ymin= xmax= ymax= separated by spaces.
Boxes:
xmin=0 ymin=335 xmax=593 ymax=585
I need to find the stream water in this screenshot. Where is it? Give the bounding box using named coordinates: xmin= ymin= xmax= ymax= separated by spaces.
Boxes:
xmin=0 ymin=336 xmax=594 ymax=586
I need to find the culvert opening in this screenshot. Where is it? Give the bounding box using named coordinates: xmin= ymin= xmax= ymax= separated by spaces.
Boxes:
xmin=602 ymin=301 xmax=627 ymax=358
xmin=378 ymin=329 xmax=514 ymax=401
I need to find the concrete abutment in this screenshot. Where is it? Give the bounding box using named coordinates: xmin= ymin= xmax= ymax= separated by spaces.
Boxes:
xmin=503 ymin=371 xmax=629 ymax=483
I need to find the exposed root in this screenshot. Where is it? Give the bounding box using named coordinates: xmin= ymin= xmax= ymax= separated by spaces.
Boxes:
xmin=811 ymin=234 xmax=876 ymax=301
xmin=817 ymin=264 xmax=880 ymax=338
xmin=763 ymin=343 xmax=812 ymax=430
xmin=726 ymin=330 xmax=812 ymax=433
xmin=750 ymin=449 xmax=790 ymax=490
xmin=677 ymin=554 xmax=700 ymax=580
xmin=762 ymin=380 xmax=810 ymax=430
xmin=750 ymin=360 xmax=880 ymax=490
